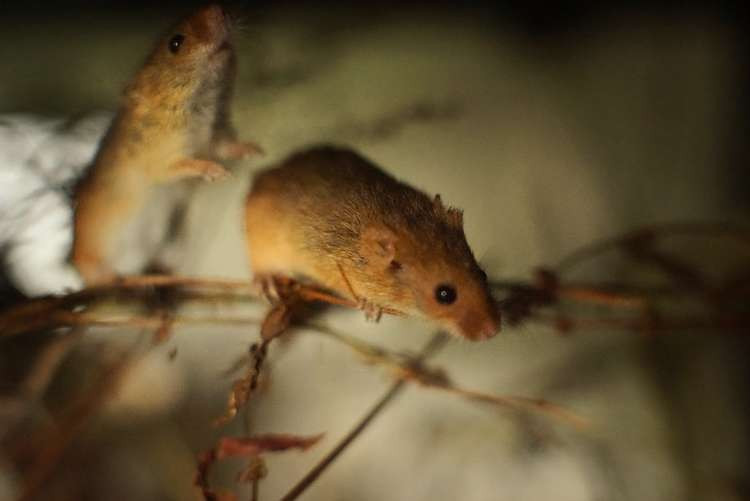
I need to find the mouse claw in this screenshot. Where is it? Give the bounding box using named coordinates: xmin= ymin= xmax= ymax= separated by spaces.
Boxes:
xmin=252 ymin=275 xmax=281 ymax=304
xmin=164 ymin=158 xmax=230 ymax=182
xmin=200 ymin=162 xmax=231 ymax=182
xmin=357 ymin=298 xmax=383 ymax=322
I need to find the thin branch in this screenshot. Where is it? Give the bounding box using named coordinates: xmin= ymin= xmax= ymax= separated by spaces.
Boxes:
xmin=419 ymin=380 xmax=588 ymax=430
xmin=62 ymin=312 xmax=262 ymax=330
xmin=279 ymin=332 xmax=448 ymax=501
xmin=1 ymin=311 xmax=262 ymax=337
xmin=20 ymin=327 xmax=85 ymax=401
xmin=0 ymin=328 xmax=85 ymax=447
xmin=17 ymin=337 xmax=145 ymax=501
xmin=305 ymin=324 xmax=589 ymax=429
xmin=555 ymin=285 xmax=646 ymax=308
xmin=0 ymin=274 xmax=403 ymax=338
xmin=533 ymin=312 xmax=750 ymax=333
xmin=554 ymin=222 xmax=750 ymax=273
xmin=2 ymin=275 xmax=257 ymax=317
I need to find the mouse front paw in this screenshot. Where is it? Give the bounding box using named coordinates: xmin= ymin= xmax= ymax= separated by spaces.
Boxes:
xmin=215 ymin=139 xmax=264 ymax=160
xmin=197 ymin=161 xmax=231 ymax=181
xmin=357 ymin=298 xmax=383 ymax=322
xmin=166 ymin=158 xmax=230 ymax=182
xmin=73 ymin=252 xmax=118 ymax=288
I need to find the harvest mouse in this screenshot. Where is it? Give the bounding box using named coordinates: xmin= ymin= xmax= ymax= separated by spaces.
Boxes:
xmin=73 ymin=4 xmax=260 ymax=285
xmin=244 ymin=146 xmax=500 ymax=340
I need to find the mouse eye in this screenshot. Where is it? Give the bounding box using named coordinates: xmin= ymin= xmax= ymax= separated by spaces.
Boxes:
xmin=478 ymin=269 xmax=488 ymax=281
xmin=168 ymin=34 xmax=185 ymax=54
xmin=435 ymin=284 xmax=457 ymax=305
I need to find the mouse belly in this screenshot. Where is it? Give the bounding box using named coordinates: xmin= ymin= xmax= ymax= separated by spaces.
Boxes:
xmin=107 ymin=182 xmax=192 ymax=276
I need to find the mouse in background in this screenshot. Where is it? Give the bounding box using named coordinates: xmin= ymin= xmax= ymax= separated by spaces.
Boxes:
xmin=244 ymin=146 xmax=500 ymax=341
xmin=73 ymin=3 xmax=261 ymax=286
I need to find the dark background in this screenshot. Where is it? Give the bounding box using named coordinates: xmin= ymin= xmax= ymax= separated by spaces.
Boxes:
xmin=1 ymin=2 xmax=748 ymax=500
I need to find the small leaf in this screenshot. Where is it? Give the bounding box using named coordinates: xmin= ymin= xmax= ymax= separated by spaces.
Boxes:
xmin=260 ymin=302 xmax=293 ymax=341
xmin=216 ymin=433 xmax=325 ymax=459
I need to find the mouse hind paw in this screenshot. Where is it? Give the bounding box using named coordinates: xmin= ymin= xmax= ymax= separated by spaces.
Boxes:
xmin=357 ymin=298 xmax=383 ymax=322
xmin=252 ymin=274 xmax=282 ymax=304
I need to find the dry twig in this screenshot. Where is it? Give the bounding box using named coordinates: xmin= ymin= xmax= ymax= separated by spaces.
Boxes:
xmin=280 ymin=331 xmax=448 ymax=501
xmin=306 ymin=324 xmax=589 ymax=429
xmin=16 ymin=336 xmax=145 ymax=501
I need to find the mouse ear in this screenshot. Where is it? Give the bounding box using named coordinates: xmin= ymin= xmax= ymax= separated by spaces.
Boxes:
xmin=433 ymin=194 xmax=444 ymax=210
xmin=359 ymin=225 xmax=398 ymax=269
xmin=446 ymin=207 xmax=463 ymax=228
xmin=434 ymin=194 xmax=463 ymax=228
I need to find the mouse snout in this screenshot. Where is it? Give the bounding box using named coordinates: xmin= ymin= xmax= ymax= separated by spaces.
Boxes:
xmin=202 ymin=4 xmax=226 ymax=22
xmin=456 ymin=309 xmax=500 ymax=341
xmin=192 ymin=4 xmax=230 ymax=41
xmin=479 ymin=315 xmax=501 ymax=339
xmin=475 ymin=315 xmax=501 ymax=340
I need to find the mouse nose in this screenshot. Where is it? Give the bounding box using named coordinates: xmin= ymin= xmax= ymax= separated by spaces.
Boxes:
xmin=476 ymin=315 xmax=500 ymax=340
xmin=205 ymin=4 xmax=224 ymax=18
xmin=458 ymin=311 xmax=500 ymax=341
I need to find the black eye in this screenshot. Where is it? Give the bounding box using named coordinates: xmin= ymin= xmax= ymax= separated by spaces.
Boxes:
xmin=435 ymin=284 xmax=457 ymax=305
xmin=168 ymin=34 xmax=185 ymax=54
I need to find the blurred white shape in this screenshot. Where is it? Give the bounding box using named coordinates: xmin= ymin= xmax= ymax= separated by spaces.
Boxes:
xmin=0 ymin=113 xmax=111 ymax=297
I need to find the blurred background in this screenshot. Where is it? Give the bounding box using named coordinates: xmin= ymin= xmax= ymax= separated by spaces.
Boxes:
xmin=1 ymin=1 xmax=748 ymax=500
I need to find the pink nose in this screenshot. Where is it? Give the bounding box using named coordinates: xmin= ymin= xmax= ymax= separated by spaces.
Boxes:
xmin=477 ymin=316 xmax=500 ymax=340
xmin=460 ymin=313 xmax=500 ymax=341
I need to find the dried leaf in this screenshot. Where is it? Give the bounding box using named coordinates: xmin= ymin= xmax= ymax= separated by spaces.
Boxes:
xmin=216 ymin=433 xmax=324 ymax=459
xmin=261 ymin=302 xmax=293 ymax=341
xmin=194 ymin=449 xmax=238 ymax=501
xmin=196 ymin=433 xmax=323 ymax=500
xmin=213 ymin=371 xmax=254 ymax=426
xmin=215 ymin=302 xmax=298 ymax=426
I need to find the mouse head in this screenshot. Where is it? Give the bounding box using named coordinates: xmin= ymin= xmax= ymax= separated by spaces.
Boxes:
xmin=359 ymin=195 xmax=500 ymax=341
xmin=141 ymin=4 xmax=233 ymax=82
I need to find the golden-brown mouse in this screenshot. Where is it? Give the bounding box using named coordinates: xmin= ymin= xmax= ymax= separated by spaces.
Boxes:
xmin=73 ymin=4 xmax=260 ymax=285
xmin=244 ymin=146 xmax=500 ymax=341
